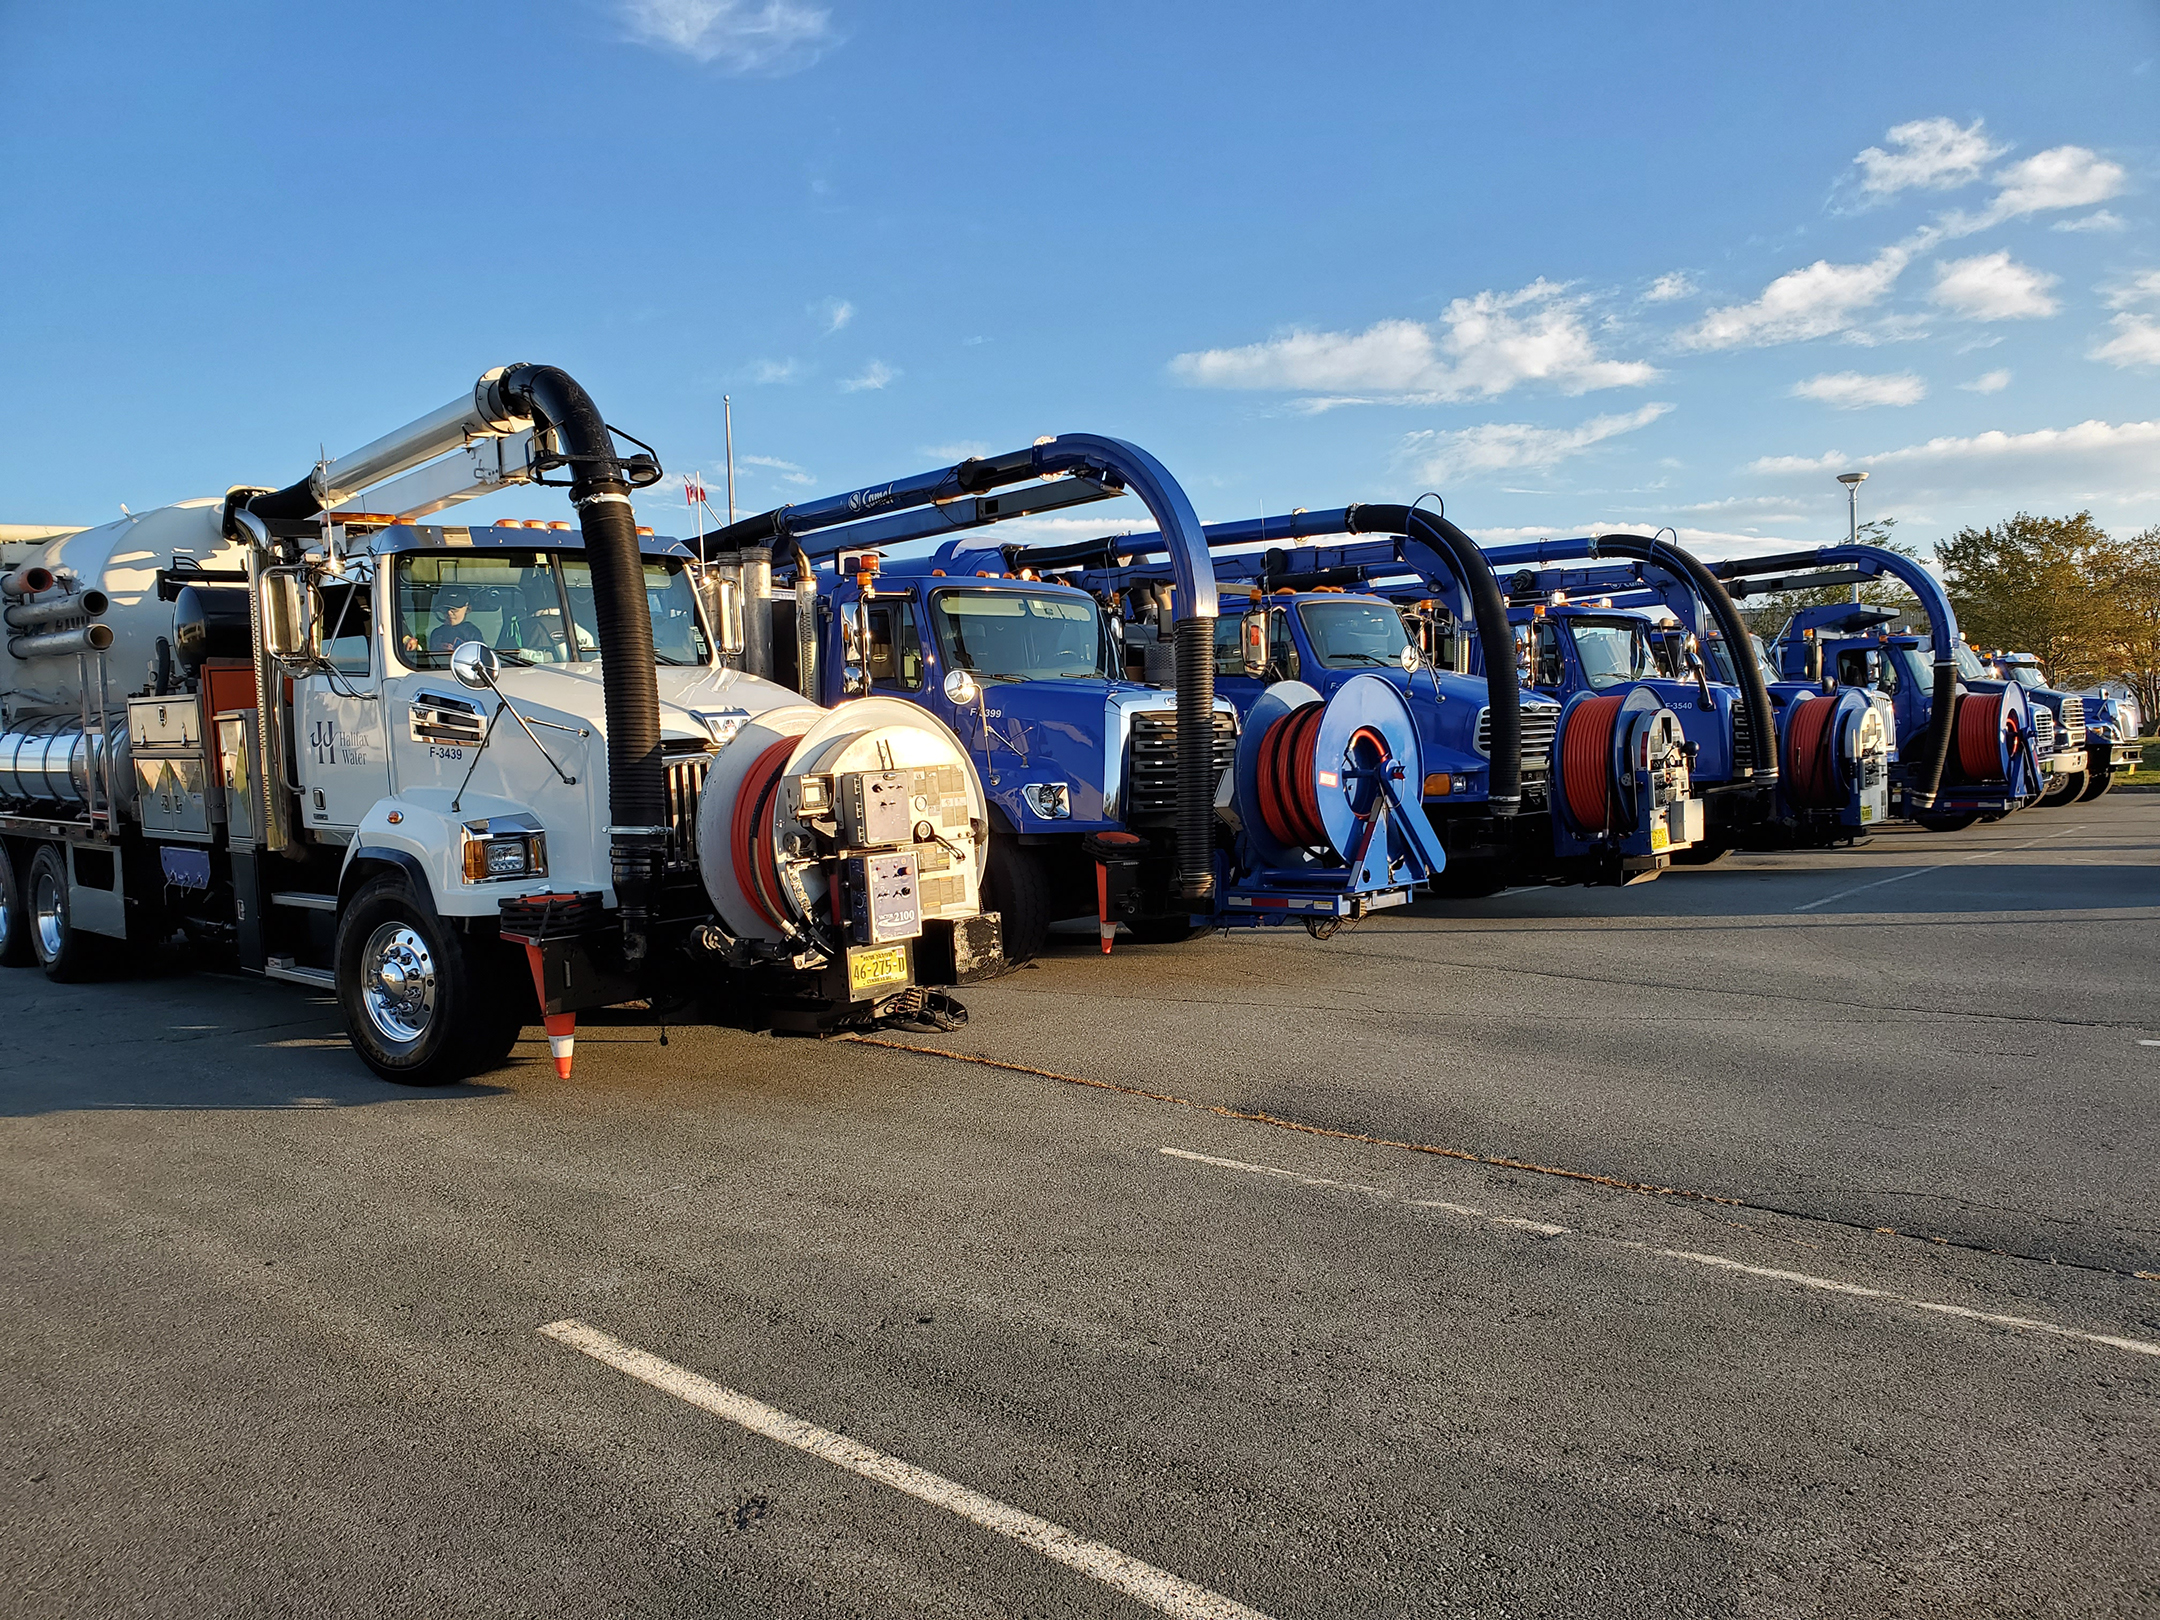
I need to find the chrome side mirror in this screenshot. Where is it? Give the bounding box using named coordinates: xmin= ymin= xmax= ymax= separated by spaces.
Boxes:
xmin=842 ymin=661 xmax=869 ymax=697
xmin=943 ymin=667 xmax=978 ymax=706
xmin=1399 ymin=642 xmax=1423 ymax=673
xmin=1241 ymin=608 xmax=1269 ymax=677
xmin=261 ymin=569 xmax=322 ymax=668
xmin=450 ymin=640 xmax=500 ymax=690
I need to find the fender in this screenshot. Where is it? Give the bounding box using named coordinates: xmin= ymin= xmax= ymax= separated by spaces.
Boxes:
xmin=338 ymin=845 xmax=442 ymax=917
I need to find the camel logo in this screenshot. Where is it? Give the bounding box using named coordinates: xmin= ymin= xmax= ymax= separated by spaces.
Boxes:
xmin=847 ymin=483 xmax=897 ymax=514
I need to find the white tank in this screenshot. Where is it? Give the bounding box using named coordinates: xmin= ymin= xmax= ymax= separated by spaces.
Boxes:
xmin=0 ymin=499 xmax=241 ymax=718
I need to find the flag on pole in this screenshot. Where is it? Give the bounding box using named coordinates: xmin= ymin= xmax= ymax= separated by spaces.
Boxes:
xmin=685 ymin=473 xmax=708 ymax=509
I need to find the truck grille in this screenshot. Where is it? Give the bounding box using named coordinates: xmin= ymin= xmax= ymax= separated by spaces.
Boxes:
xmin=1731 ymin=700 xmax=1754 ymax=777
xmin=2057 ymin=699 xmax=2084 ymax=750
xmin=1128 ymin=710 xmax=1237 ymax=818
xmin=2030 ymin=706 xmax=2055 ymax=757
xmin=1475 ymin=704 xmax=1560 ymax=775
xmin=662 ymin=743 xmax=713 ymax=870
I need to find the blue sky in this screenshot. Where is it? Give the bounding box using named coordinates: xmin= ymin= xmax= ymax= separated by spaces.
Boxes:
xmin=3 ymin=1 xmax=2155 ymax=560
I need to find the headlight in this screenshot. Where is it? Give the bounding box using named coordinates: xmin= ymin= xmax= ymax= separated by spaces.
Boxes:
xmin=461 ymin=817 xmax=549 ymax=883
xmin=1023 ymin=782 xmax=1071 ymax=820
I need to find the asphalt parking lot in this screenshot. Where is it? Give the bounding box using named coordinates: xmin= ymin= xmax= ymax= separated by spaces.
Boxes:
xmin=4 ymin=800 xmax=2156 ymax=1619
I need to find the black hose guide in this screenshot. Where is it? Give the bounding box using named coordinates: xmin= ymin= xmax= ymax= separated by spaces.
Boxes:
xmin=1345 ymin=505 xmax=1522 ymax=816
xmin=1915 ymin=665 xmax=1957 ymax=810
xmin=1173 ymin=618 xmax=1216 ymax=902
xmin=1593 ymin=535 xmax=1778 ymax=788
xmin=496 ymin=365 xmax=665 ymax=958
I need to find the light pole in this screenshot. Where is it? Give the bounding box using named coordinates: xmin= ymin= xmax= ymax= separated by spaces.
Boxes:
xmin=1838 ymin=471 xmax=1868 ymax=602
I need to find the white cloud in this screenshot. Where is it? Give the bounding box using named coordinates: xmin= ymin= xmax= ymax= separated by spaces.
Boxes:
xmin=2104 ymin=271 xmax=2160 ymax=310
xmin=1928 ymin=251 xmax=2061 ymax=320
xmin=1791 ymin=371 xmax=1927 ymax=409
xmin=1681 ymin=243 xmax=1914 ymax=350
xmin=2053 ymin=209 xmax=2125 ymax=233
xmin=839 ymin=360 xmax=898 ymax=392
xmin=1401 ymin=402 xmax=1673 ymax=483
xmin=749 ymin=357 xmax=800 ymax=384
xmin=1169 ymin=280 xmax=1659 ymax=403
xmin=620 ymin=0 xmax=836 ymax=72
xmin=2090 ymin=315 xmax=2160 ymax=369
xmin=1643 ymin=272 xmax=1697 ymax=303
xmin=1748 ymin=418 xmax=2160 ymax=506
xmin=1852 ymin=117 xmax=2006 ymax=198
xmin=1960 ymin=369 xmax=2012 ymax=394
xmin=1949 ymin=145 xmax=2129 ymax=233
xmin=740 ymin=454 xmax=813 ymax=485
xmin=921 ymin=441 xmax=991 ymax=462
xmin=814 ymin=297 xmax=854 ymax=334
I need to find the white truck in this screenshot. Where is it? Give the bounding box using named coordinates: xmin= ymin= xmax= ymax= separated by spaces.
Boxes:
xmin=0 ymin=366 xmax=997 ymax=1084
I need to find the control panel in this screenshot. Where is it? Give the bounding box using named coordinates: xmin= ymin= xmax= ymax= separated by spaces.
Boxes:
xmin=844 ymin=850 xmax=921 ymax=944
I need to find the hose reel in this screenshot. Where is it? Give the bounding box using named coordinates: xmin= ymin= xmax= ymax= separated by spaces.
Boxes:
xmin=1782 ymin=688 xmax=1889 ymax=818
xmin=1555 ymin=687 xmax=1690 ymax=837
xmin=1946 ymin=686 xmax=2031 ymax=789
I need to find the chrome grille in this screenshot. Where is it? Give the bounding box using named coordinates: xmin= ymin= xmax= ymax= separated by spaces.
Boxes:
xmin=662 ymin=743 xmax=713 ymax=870
xmin=1731 ymin=700 xmax=1754 ymax=776
xmin=2057 ymin=698 xmax=2084 ymax=750
xmin=1475 ymin=704 xmax=1560 ymax=774
xmin=2031 ymin=706 xmax=2055 ymax=757
xmin=1128 ymin=710 xmax=1237 ymax=818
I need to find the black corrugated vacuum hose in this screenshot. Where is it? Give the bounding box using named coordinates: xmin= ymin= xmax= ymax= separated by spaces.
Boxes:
xmin=1915 ymin=663 xmax=1958 ymax=811
xmin=1594 ymin=535 xmax=1779 ymax=790
xmin=495 ymin=364 xmax=666 ymax=962
xmin=1173 ymin=617 xmax=1217 ymax=903
xmin=1345 ymin=505 xmax=1523 ymax=816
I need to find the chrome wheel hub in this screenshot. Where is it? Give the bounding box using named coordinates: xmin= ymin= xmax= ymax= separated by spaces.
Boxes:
xmin=32 ymin=870 xmax=64 ymax=960
xmin=360 ymin=923 xmax=437 ymax=1046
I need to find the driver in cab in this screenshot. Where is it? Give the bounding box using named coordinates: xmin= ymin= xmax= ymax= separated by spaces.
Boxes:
xmin=402 ymin=585 xmax=485 ymax=659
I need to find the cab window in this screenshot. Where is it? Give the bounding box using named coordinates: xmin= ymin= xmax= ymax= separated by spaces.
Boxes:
xmin=1532 ymin=620 xmax=1565 ymax=688
xmin=319 ymin=577 xmax=372 ymax=675
xmin=867 ymin=602 xmax=924 ymax=689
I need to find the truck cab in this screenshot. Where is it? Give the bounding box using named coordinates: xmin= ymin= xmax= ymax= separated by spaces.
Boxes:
xmin=818 ymin=551 xmax=1236 ymax=957
xmin=1983 ymin=652 xmax=2093 ymax=804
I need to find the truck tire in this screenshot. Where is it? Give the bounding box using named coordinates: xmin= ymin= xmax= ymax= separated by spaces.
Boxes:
xmin=26 ymin=844 xmax=109 ymax=983
xmin=982 ymin=836 xmax=1053 ymax=963
xmin=0 ymin=843 xmax=31 ymax=968
xmin=2040 ymin=769 xmax=2086 ymax=807
xmin=2078 ymin=769 xmax=2114 ymax=803
xmin=1915 ymin=811 xmax=1980 ymax=833
xmin=336 ymin=875 xmax=525 ymax=1086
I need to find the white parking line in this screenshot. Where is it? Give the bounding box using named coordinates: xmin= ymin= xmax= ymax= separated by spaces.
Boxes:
xmin=1160 ymin=1148 xmax=1571 ymax=1237
xmin=1162 ymin=1149 xmax=2160 ymax=1359
xmin=538 ymin=1320 xmax=1275 ymax=1620
xmin=1793 ymin=825 xmax=2086 ymax=913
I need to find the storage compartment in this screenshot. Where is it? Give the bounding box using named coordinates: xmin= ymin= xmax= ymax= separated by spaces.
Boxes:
xmin=128 ymin=695 xmax=201 ymax=751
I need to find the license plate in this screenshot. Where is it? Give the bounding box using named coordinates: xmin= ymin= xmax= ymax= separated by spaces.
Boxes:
xmin=848 ymin=944 xmax=911 ymax=997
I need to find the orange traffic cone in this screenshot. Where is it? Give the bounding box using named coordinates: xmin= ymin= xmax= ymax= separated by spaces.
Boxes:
xmin=521 ymin=942 xmax=577 ymax=1079
xmin=1096 ymin=862 xmax=1114 ymax=954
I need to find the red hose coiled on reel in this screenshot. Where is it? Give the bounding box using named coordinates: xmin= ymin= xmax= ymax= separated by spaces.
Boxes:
xmin=731 ymin=734 xmax=801 ymax=930
xmin=1561 ymin=694 xmax=1626 ymax=832
xmin=1954 ymin=692 xmax=2013 ymax=781
xmin=1783 ymin=697 xmax=1838 ymax=809
xmin=1253 ymin=706 xmax=1391 ymax=850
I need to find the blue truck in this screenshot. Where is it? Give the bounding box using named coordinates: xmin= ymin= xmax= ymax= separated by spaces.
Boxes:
xmin=2072 ymin=678 xmax=2144 ymax=800
xmin=1708 ymin=545 xmax=2043 ymax=831
xmin=685 ymin=443 xmax=1448 ymax=959
xmin=1982 ymin=652 xmax=2129 ymax=806
xmin=1058 ymin=510 xmax=1715 ymax=886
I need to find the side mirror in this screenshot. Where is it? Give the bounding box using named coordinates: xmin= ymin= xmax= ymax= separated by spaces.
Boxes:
xmin=842 ymin=662 xmax=869 ymax=697
xmin=450 ymin=640 xmax=500 ymax=691
xmin=1399 ymin=642 xmax=1424 ymax=674
xmin=698 ymin=573 xmax=746 ymax=658
xmin=943 ymin=667 xmax=978 ymax=706
xmin=261 ymin=569 xmax=321 ymax=667
xmin=1241 ymin=609 xmax=1269 ymax=677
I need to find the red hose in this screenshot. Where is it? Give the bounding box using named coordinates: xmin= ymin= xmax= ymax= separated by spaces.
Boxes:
xmin=1784 ymin=697 xmax=1837 ymax=809
xmin=1255 ymin=703 xmax=1382 ymax=849
xmin=731 ymin=734 xmax=801 ymax=930
xmin=1561 ymin=694 xmax=1626 ymax=832
xmin=1954 ymin=692 xmax=2010 ymax=781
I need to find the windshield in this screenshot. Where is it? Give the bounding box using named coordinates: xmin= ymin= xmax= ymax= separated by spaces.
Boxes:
xmin=395 ymin=550 xmax=710 ymax=670
xmin=2005 ymin=664 xmax=2048 ymax=689
xmin=1566 ymin=616 xmax=1663 ymax=690
xmin=1297 ymin=600 xmax=1411 ymax=668
xmin=1888 ymin=644 xmax=1932 ymax=695
xmin=929 ymin=588 xmax=1111 ymax=681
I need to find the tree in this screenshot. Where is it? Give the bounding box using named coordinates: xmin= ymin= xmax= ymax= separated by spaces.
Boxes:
xmin=1734 ymin=518 xmax=1926 ymax=638
xmin=2104 ymin=524 xmax=2160 ymax=722
xmin=1936 ymin=511 xmax=2127 ymax=688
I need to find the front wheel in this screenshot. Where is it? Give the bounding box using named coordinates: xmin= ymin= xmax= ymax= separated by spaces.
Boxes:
xmin=2078 ymin=769 xmax=2115 ymax=803
xmin=2039 ymin=769 xmax=2086 ymax=807
xmin=981 ymin=837 xmax=1054 ymax=964
xmin=1123 ymin=914 xmax=1206 ymax=945
xmin=335 ymin=876 xmax=525 ymax=1086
